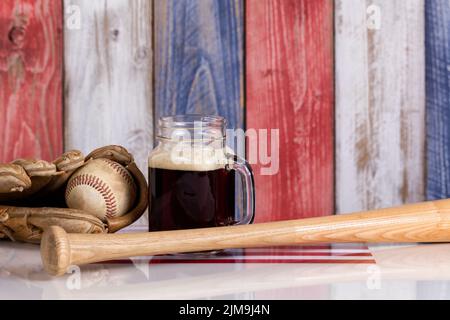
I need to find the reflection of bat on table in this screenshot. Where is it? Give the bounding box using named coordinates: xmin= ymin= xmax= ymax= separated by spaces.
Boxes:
xmin=42 ymin=199 xmax=450 ymax=276
xmin=41 ymin=244 xmax=450 ymax=300
xmin=0 ymin=241 xmax=151 ymax=299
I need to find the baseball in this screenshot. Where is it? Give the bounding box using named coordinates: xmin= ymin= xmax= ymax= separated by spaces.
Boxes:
xmin=65 ymin=158 xmax=137 ymax=221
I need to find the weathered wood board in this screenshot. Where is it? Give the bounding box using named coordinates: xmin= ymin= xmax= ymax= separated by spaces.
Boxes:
xmin=63 ymin=0 xmax=153 ymax=227
xmin=0 ymin=0 xmax=63 ymax=162
xmin=246 ymin=0 xmax=334 ymax=222
xmin=64 ymin=0 xmax=153 ymax=176
xmin=154 ymin=0 xmax=244 ymax=130
xmin=335 ymin=0 xmax=426 ymax=213
xmin=426 ymin=0 xmax=450 ymax=200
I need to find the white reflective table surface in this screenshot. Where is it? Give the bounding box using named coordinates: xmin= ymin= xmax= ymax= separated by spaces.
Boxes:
xmin=1 ymin=240 xmax=450 ymax=300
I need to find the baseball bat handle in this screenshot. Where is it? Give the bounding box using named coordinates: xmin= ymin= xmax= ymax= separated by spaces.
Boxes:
xmin=41 ymin=199 xmax=450 ymax=276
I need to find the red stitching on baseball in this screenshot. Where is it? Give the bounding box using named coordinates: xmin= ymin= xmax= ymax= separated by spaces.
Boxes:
xmin=66 ymin=174 xmax=118 ymax=218
xmin=99 ymin=159 xmax=136 ymax=192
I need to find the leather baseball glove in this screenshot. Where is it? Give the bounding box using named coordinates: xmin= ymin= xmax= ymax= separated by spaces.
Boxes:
xmin=0 ymin=145 xmax=148 ymax=243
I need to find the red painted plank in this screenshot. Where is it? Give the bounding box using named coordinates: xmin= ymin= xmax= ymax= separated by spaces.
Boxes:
xmin=0 ymin=0 xmax=63 ymax=162
xmin=246 ymin=0 xmax=334 ymax=222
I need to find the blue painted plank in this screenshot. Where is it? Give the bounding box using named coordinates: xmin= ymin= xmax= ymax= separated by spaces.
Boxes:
xmin=426 ymin=0 xmax=450 ymax=200
xmin=154 ymin=0 xmax=244 ymax=130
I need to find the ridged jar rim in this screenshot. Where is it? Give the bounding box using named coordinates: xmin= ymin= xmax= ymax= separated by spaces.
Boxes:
xmin=157 ymin=114 xmax=227 ymax=140
xmin=158 ymin=114 xmax=226 ymax=129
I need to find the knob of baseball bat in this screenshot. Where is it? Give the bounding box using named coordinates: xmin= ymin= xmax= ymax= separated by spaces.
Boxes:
xmin=41 ymin=199 xmax=450 ymax=276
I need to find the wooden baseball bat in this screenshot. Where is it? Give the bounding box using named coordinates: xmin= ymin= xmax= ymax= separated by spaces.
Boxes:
xmin=41 ymin=199 xmax=450 ymax=276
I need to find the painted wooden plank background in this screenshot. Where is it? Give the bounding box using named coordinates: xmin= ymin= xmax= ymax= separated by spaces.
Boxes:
xmin=0 ymin=0 xmax=63 ymax=163
xmin=426 ymin=0 xmax=450 ymax=200
xmin=335 ymin=0 xmax=425 ymax=214
xmin=246 ymin=0 xmax=334 ymax=222
xmin=64 ymin=0 xmax=153 ymax=227
xmin=0 ymin=0 xmax=436 ymax=226
xmin=64 ymin=0 xmax=153 ymax=175
xmin=154 ymin=0 xmax=244 ymax=130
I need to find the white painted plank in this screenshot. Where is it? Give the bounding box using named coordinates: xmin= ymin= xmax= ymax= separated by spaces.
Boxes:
xmin=335 ymin=0 xmax=425 ymax=214
xmin=64 ymin=0 xmax=153 ymax=228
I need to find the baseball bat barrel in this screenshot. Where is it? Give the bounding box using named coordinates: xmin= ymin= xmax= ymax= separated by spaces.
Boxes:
xmin=41 ymin=199 xmax=450 ymax=276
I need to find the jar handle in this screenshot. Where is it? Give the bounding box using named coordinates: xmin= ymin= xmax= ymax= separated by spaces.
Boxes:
xmin=226 ymin=154 xmax=255 ymax=225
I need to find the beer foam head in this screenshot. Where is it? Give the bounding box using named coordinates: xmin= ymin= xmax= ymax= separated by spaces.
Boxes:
xmin=148 ymin=145 xmax=233 ymax=171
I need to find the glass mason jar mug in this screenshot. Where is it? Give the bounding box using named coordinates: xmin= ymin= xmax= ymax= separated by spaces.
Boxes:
xmin=148 ymin=115 xmax=255 ymax=231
